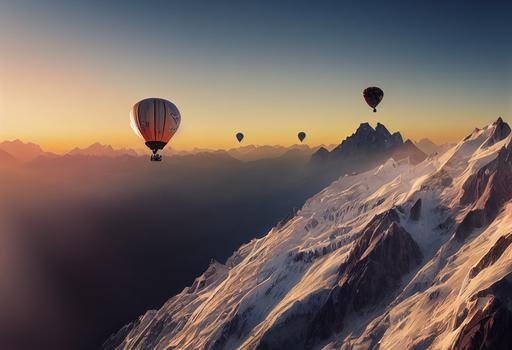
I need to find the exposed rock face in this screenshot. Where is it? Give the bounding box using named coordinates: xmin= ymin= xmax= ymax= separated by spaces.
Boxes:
xmin=330 ymin=122 xmax=403 ymax=158
xmin=452 ymin=296 xmax=512 ymax=350
xmin=251 ymin=210 xmax=424 ymax=350
xmin=453 ymin=275 xmax=512 ymax=350
xmin=482 ymin=117 xmax=511 ymax=148
xmin=311 ymin=122 xmax=426 ymax=169
xmin=410 ymin=198 xmax=422 ymax=221
xmin=469 ymin=234 xmax=512 ymax=278
xmin=456 ymin=142 xmax=512 ymax=241
xmin=304 ymin=209 xmax=422 ymax=346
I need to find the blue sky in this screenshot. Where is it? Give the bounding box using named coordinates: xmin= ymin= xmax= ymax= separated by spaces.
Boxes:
xmin=1 ymin=0 xmax=511 ymax=150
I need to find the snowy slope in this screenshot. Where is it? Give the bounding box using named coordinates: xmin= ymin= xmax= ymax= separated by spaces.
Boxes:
xmin=104 ymin=118 xmax=512 ymax=350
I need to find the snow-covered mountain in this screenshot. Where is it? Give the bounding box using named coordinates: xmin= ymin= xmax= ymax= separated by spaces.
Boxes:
xmin=104 ymin=118 xmax=512 ymax=350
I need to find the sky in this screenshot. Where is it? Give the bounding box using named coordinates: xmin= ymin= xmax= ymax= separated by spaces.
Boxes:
xmin=0 ymin=0 xmax=511 ymax=152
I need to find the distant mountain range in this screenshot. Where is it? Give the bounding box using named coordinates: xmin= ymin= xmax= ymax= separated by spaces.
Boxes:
xmin=0 ymin=125 xmax=449 ymax=167
xmin=0 ymin=139 xmax=56 ymax=162
xmin=414 ymin=137 xmax=454 ymax=155
xmin=0 ymin=140 xmax=338 ymax=163
xmin=164 ymin=144 xmax=337 ymax=161
xmin=67 ymin=142 xmax=139 ymax=157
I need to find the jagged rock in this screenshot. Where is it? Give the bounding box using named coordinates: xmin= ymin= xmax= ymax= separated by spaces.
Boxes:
xmin=456 ymin=142 xmax=512 ymax=241
xmin=311 ymin=122 xmax=425 ymax=168
xmin=469 ymin=233 xmax=512 ymax=278
xmin=453 ymin=275 xmax=512 ymax=350
xmin=410 ymin=198 xmax=422 ymax=221
xmin=305 ymin=209 xmax=422 ymax=346
xmin=452 ymin=296 xmax=512 ymax=350
xmin=482 ymin=117 xmax=511 ymax=148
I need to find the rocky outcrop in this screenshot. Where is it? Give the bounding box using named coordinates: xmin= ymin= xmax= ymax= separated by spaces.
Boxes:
xmin=310 ymin=123 xmax=425 ymax=176
xmin=453 ymin=275 xmax=512 ymax=350
xmin=456 ymin=141 xmax=512 ymax=241
xmin=469 ymin=234 xmax=512 ymax=279
xmin=482 ymin=117 xmax=511 ymax=148
xmin=410 ymin=198 xmax=422 ymax=221
xmin=311 ymin=123 xmax=404 ymax=163
xmin=452 ymin=296 xmax=512 ymax=350
xmin=305 ymin=209 xmax=422 ymax=346
xmin=249 ymin=210 xmax=423 ymax=349
xmin=330 ymin=122 xmax=403 ymax=159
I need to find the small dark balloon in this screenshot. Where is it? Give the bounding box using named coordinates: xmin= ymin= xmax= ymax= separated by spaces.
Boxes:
xmin=236 ymin=132 xmax=244 ymax=143
xmin=298 ymin=132 xmax=306 ymax=142
xmin=363 ymin=87 xmax=384 ymax=112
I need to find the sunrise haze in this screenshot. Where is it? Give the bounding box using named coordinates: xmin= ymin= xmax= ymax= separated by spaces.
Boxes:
xmin=1 ymin=0 xmax=510 ymax=153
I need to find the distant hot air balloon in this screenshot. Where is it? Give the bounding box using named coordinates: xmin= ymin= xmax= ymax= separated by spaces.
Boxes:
xmin=363 ymin=87 xmax=384 ymax=112
xmin=236 ymin=132 xmax=244 ymax=143
xmin=130 ymin=98 xmax=181 ymax=161
xmin=298 ymin=132 xmax=306 ymax=143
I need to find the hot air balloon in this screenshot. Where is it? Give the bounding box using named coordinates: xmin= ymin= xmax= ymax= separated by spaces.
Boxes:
xmin=298 ymin=132 xmax=306 ymax=143
xmin=236 ymin=132 xmax=244 ymax=143
xmin=363 ymin=87 xmax=384 ymax=112
xmin=130 ymin=98 xmax=181 ymax=161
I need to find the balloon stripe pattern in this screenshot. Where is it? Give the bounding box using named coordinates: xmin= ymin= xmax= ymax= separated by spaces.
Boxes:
xmin=130 ymin=98 xmax=181 ymax=150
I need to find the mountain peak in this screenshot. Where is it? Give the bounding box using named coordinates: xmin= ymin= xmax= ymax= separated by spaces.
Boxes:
xmin=355 ymin=122 xmax=374 ymax=135
xmin=483 ymin=117 xmax=511 ymax=148
xmin=312 ymin=122 xmax=411 ymax=169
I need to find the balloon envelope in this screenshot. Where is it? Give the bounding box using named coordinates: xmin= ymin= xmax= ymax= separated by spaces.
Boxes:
xmin=236 ymin=132 xmax=244 ymax=143
xmin=130 ymin=98 xmax=181 ymax=152
xmin=363 ymin=87 xmax=384 ymax=112
xmin=298 ymin=132 xmax=306 ymax=142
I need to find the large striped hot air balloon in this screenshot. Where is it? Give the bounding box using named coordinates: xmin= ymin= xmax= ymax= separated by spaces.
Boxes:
xmin=130 ymin=98 xmax=181 ymax=161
